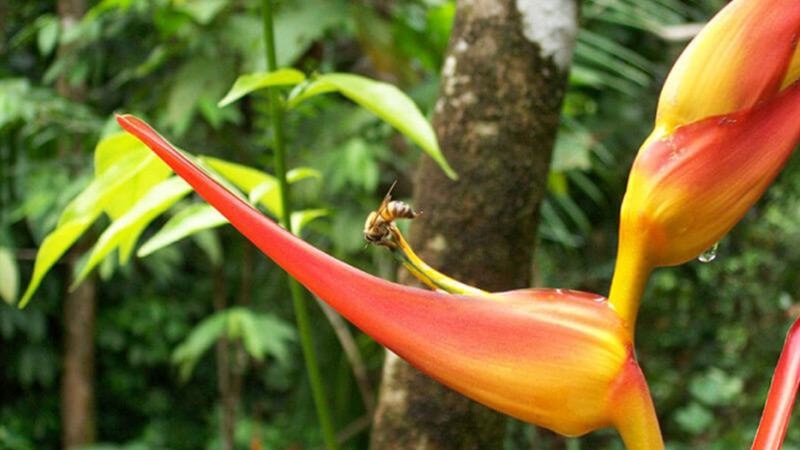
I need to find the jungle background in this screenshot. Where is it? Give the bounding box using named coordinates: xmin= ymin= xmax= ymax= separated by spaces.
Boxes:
xmin=2 ymin=0 xmax=800 ymax=448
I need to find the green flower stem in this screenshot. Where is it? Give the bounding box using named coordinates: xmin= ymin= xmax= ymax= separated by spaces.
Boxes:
xmin=261 ymin=1 xmax=339 ymax=449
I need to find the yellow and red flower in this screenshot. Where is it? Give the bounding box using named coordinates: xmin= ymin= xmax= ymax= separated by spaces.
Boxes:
xmin=114 ymin=1 xmax=800 ymax=447
xmin=117 ymin=114 xmax=663 ymax=449
xmin=610 ymin=0 xmax=800 ymax=330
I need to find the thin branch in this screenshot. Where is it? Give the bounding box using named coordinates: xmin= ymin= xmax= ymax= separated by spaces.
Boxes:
xmin=314 ymin=295 xmax=376 ymax=415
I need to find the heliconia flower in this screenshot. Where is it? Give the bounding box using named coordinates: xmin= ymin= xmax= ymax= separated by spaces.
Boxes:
xmin=117 ymin=114 xmax=663 ymax=449
xmin=610 ymin=0 xmax=800 ymax=329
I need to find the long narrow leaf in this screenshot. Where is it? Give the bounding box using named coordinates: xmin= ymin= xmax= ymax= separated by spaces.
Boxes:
xmin=172 ymin=312 xmax=228 ymax=382
xmin=94 ymin=132 xmax=172 ymax=219
xmin=203 ymin=156 xmax=276 ymax=193
xmin=287 ymin=73 xmax=458 ymax=179
xmin=72 ymin=177 xmax=192 ymax=286
xmin=249 ymin=167 xmax=321 ymax=218
xmin=137 ymin=204 xmax=228 ymax=257
xmin=218 ymin=68 xmax=306 ymax=107
xmin=19 ymin=152 xmax=159 ymax=307
xmin=95 ymin=133 xmax=173 ymax=263
xmin=204 ymin=157 xmax=320 ymax=219
xmin=290 ymin=209 xmax=329 ymax=236
xmin=172 ymin=307 xmax=296 ymax=381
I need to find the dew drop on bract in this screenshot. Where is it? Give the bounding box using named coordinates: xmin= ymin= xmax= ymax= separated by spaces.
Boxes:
xmin=698 ymin=241 xmax=719 ymax=263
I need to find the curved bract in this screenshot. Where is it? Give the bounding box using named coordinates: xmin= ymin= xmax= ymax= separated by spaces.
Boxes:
xmin=657 ymin=0 xmax=800 ymax=130
xmin=113 ymin=1 xmax=800 ymax=447
xmin=624 ymin=82 xmax=800 ymax=272
xmin=610 ymin=0 xmax=800 ymax=329
xmin=117 ymin=114 xmax=662 ymax=448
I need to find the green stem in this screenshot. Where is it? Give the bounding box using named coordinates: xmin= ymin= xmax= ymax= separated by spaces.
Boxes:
xmin=0 ymin=144 xmax=5 ymax=225
xmin=261 ymin=1 xmax=339 ymax=449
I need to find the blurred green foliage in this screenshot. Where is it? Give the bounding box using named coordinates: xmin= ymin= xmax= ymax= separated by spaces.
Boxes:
xmin=1 ymin=0 xmax=798 ymax=449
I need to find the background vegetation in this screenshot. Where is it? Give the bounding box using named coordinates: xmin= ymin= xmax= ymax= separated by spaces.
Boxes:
xmin=1 ymin=0 xmax=799 ymax=448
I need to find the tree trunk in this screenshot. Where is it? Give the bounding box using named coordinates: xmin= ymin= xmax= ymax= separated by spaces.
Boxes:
xmin=61 ymin=273 xmax=96 ymax=448
xmin=370 ymin=1 xmax=579 ymax=448
xmin=215 ymin=245 xmax=253 ymax=450
xmin=57 ymin=0 xmax=95 ymax=447
xmin=212 ymin=267 xmax=236 ymax=450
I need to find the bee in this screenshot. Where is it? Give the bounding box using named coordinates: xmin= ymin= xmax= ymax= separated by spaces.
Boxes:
xmin=364 ymin=181 xmax=420 ymax=247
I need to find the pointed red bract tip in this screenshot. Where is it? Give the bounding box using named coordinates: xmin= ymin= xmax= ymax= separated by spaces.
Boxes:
xmin=115 ymin=113 xmax=435 ymax=312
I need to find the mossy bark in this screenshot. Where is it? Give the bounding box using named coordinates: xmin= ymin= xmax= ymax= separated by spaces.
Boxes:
xmin=370 ymin=0 xmax=579 ymax=448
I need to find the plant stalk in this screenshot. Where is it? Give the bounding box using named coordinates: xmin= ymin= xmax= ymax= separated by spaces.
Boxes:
xmin=260 ymin=1 xmax=339 ymax=449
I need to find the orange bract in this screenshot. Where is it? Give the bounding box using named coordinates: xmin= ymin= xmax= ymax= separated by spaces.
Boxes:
xmin=117 ymin=114 xmax=663 ymax=448
xmin=610 ymin=0 xmax=800 ymax=330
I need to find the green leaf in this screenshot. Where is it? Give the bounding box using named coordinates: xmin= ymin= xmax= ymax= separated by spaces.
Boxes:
xmin=172 ymin=311 xmax=228 ymax=382
xmin=247 ymin=179 xmax=279 ymax=214
xmin=164 ymin=57 xmax=234 ymax=136
xmin=20 ymin=223 xmax=90 ymax=308
xmin=203 ymin=157 xmax=276 ymax=193
xmin=218 ymin=69 xmax=306 ymax=107
xmin=176 ymin=0 xmax=228 ymax=25
xmin=37 ymin=16 xmax=60 ymax=57
xmin=95 ymin=132 xmax=172 ymax=262
xmin=288 ymin=73 xmax=457 ymax=179
xmin=72 ymin=177 xmax=193 ymax=287
xmin=291 ymin=209 xmax=329 ymax=236
xmin=59 ymin=152 xmax=148 ymax=226
xmin=552 ymin=193 xmax=592 ymax=236
xmin=336 ymin=138 xmax=379 ymax=192
xmin=286 ymin=79 xmax=340 ymax=107
xmin=235 ymin=309 xmax=262 ymax=360
xmin=249 ymin=167 xmax=322 ymax=218
xmin=202 ymin=156 xmax=283 ymax=215
xmin=539 ymin=198 xmax=582 ymax=248
xmin=230 ymin=308 xmax=296 ymax=365
xmin=272 ymin=0 xmax=350 ymax=66
xmin=688 ymin=368 xmax=743 ymax=407
xmin=172 ymin=307 xmax=296 ymax=381
xmin=192 ymin=229 xmax=223 ymax=266
xmin=203 ymin=157 xmax=320 ymax=219
xmin=0 ymin=247 xmax=19 ymax=305
xmin=287 ymin=167 xmax=322 ymax=183
xmin=674 ymin=402 xmax=714 ymax=435
xmin=137 ymin=204 xmax=228 ymax=258
xmin=252 ymin=312 xmax=296 ymax=366
xmin=568 ymin=171 xmax=605 ymax=206
xmin=192 ymin=156 xmax=251 ymax=202
xmin=551 ymin=128 xmax=594 ymax=173
xmin=577 ymin=29 xmax=653 ymax=85
xmin=94 ymin=133 xmax=171 ymax=192
xmin=19 ymin=152 xmax=159 ymax=308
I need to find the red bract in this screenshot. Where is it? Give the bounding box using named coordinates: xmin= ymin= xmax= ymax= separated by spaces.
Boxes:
xmin=117 ymin=114 xmax=663 ymax=448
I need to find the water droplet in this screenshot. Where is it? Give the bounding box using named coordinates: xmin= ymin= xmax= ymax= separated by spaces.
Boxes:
xmin=698 ymin=242 xmax=719 ymax=263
